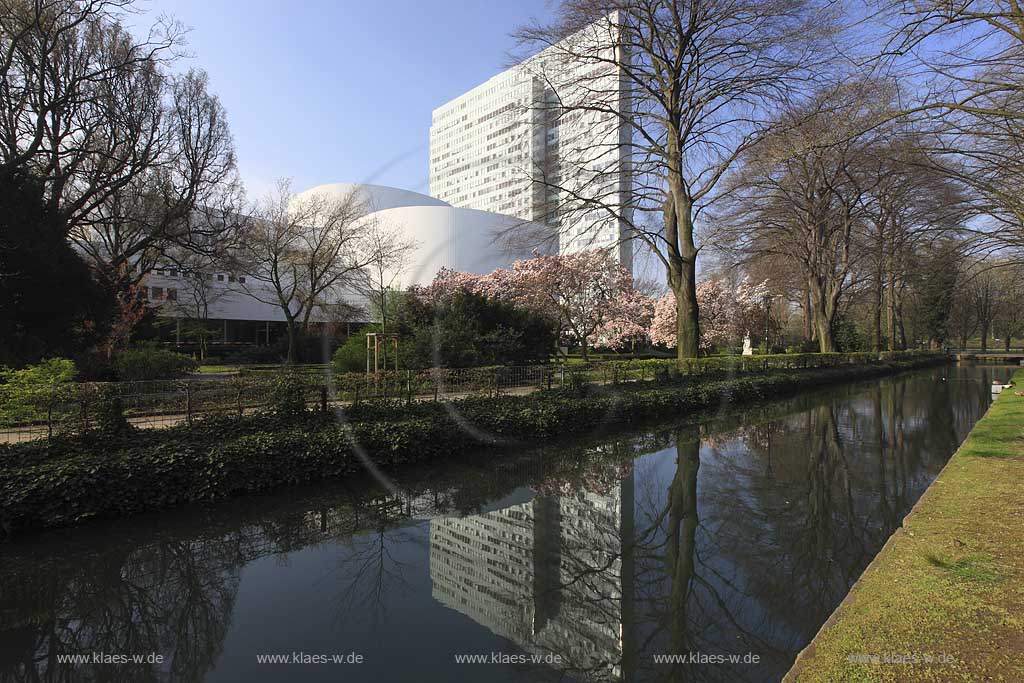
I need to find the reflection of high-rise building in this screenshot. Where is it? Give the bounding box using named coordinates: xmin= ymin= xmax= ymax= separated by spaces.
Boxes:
xmin=429 ymin=475 xmax=634 ymax=679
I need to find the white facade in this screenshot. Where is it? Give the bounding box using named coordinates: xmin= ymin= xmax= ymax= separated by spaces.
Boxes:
xmin=148 ymin=183 xmax=534 ymax=332
xmin=429 ymin=15 xmax=632 ymax=271
xmin=296 ymin=183 xmax=535 ymax=288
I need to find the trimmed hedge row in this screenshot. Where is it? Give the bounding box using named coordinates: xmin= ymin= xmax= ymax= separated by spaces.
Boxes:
xmin=0 ymin=353 xmax=948 ymax=537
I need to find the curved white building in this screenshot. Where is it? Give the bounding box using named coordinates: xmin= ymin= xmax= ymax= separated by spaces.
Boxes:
xmin=145 ymin=183 xmax=546 ymax=347
xmin=297 ymin=182 xmax=542 ymax=287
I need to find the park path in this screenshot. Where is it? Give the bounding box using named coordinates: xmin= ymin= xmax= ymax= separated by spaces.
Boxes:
xmin=0 ymin=383 xmax=545 ymax=445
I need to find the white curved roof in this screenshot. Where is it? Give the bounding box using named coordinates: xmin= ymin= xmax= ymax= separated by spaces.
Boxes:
xmin=296 ymin=182 xmax=450 ymax=212
xmin=292 ymin=181 xmax=544 ymax=288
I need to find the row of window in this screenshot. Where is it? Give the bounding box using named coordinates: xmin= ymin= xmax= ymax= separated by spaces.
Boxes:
xmin=141 ymin=287 xmax=177 ymax=301
xmin=154 ymin=268 xmax=245 ymax=284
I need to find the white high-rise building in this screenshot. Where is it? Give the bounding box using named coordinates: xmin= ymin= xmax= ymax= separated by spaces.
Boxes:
xmin=429 ymin=15 xmax=633 ymax=272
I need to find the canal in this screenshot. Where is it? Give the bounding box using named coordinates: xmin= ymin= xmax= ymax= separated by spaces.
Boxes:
xmin=0 ymin=363 xmax=1014 ymax=682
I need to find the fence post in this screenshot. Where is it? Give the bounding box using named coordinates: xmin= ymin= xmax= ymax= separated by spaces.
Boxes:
xmin=406 ymin=370 xmax=412 ymax=404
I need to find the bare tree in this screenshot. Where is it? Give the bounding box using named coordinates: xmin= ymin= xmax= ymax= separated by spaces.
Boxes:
xmin=70 ymin=69 xmax=243 ymax=293
xmin=1 ymin=0 xmax=182 ymax=225
xmin=166 ymin=254 xmax=231 ymax=362
xmin=352 ymin=215 xmax=417 ymax=367
xmin=716 ymin=82 xmax=891 ymax=352
xmin=878 ymin=1 xmax=1024 ymax=257
xmin=852 ymin=133 xmax=967 ymax=350
xmin=1 ymin=1 xmax=242 ymax=352
xmin=992 ymin=261 xmax=1024 ymax=350
xmin=240 ymin=181 xmax=372 ymax=364
xmin=512 ymin=0 xmax=838 ymax=359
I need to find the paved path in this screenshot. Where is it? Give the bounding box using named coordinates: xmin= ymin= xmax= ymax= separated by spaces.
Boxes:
xmin=0 ymin=383 xmax=549 ymax=444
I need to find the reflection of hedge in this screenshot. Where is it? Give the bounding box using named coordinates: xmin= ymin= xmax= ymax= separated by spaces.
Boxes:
xmin=0 ymin=353 xmax=948 ymax=537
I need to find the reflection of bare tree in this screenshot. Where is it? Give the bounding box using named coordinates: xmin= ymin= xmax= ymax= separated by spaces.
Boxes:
xmin=0 ymin=536 xmax=243 ymax=682
xmin=329 ymin=502 xmax=421 ymax=629
xmin=662 ymin=430 xmax=699 ymax=682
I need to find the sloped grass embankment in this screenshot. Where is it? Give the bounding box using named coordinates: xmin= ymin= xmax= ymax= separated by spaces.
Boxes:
xmin=785 ymin=369 xmax=1024 ymax=683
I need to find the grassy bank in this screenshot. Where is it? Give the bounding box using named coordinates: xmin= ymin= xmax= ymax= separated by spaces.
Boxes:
xmin=0 ymin=353 xmax=946 ymax=538
xmin=785 ymin=369 xmax=1024 ymax=683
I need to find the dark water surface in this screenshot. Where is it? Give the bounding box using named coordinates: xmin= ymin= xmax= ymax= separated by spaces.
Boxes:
xmin=0 ymin=364 xmax=1014 ymax=683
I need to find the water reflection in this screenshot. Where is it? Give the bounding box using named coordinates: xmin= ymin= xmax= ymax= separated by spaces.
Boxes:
xmin=0 ymin=365 xmax=1005 ymax=682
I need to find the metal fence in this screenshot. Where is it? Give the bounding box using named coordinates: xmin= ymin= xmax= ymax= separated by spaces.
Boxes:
xmin=0 ymin=351 xmax=941 ymax=444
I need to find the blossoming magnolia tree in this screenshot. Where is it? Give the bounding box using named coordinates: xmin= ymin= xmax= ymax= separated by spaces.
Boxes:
xmin=651 ymin=277 xmax=769 ymax=352
xmin=412 ymin=250 xmax=655 ymax=359
xmin=407 ymin=267 xmax=482 ymax=303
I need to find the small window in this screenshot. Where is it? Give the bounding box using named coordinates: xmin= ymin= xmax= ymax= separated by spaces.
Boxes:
xmin=238 ymin=276 xmax=246 ymax=284
xmin=167 ymin=289 xmax=177 ymax=301
xmin=156 ymin=269 xmax=164 ymax=276
xmin=151 ymin=286 xmax=163 ymax=299
xmin=168 ymin=269 xmax=177 ymax=278
xmin=217 ymin=274 xmax=224 ymax=282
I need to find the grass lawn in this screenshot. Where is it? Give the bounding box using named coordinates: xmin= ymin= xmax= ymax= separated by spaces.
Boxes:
xmin=196 ymin=363 xmax=332 ymax=375
xmin=195 ymin=364 xmax=241 ymax=374
xmin=785 ymin=371 xmax=1024 ymax=682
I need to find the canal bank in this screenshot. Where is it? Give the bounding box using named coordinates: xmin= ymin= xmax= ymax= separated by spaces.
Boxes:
xmin=785 ymin=369 xmax=1024 ymax=682
xmin=0 ymin=360 xmax=995 ymax=683
xmin=0 ymin=352 xmax=947 ymax=538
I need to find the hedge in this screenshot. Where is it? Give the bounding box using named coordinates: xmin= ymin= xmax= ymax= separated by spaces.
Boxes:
xmin=0 ymin=352 xmax=948 ymax=538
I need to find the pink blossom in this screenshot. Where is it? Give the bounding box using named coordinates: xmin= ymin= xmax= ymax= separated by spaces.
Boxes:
xmin=650 ymin=276 xmax=770 ymax=351
xmin=412 ymin=249 xmax=655 ymax=354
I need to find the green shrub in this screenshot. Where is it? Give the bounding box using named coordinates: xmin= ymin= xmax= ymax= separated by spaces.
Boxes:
xmin=0 ymin=358 xmax=77 ymax=425
xmin=332 ymin=325 xmax=378 ymax=373
xmin=92 ymin=386 xmax=132 ymax=437
xmin=400 ymin=290 xmax=557 ymax=369
xmin=269 ymin=372 xmax=310 ymax=417
xmin=112 ymin=346 xmax=198 ymax=381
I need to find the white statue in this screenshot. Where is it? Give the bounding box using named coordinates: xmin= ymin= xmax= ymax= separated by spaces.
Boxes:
xmin=742 ymin=333 xmax=753 ymax=356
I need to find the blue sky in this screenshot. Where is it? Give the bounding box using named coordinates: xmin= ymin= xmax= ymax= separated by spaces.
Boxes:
xmin=140 ymin=0 xmax=553 ymax=200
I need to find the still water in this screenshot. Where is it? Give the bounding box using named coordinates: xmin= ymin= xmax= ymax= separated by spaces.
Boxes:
xmin=0 ymin=364 xmax=1013 ymax=682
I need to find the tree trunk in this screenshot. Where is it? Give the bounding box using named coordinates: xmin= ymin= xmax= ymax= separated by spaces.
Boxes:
xmin=871 ymin=254 xmax=884 ymax=352
xmin=980 ymin=323 xmax=989 ymax=352
xmin=803 ymin=288 xmax=813 ymax=341
xmin=285 ymin=320 xmax=298 ymax=364
xmin=816 ymin=317 xmax=835 ymax=353
xmin=1006 ymin=335 xmax=1012 ymax=352
xmin=808 ymin=278 xmax=835 ymax=352
xmin=675 ymin=274 xmax=699 ymax=361
xmin=666 ymin=141 xmax=700 ymax=361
